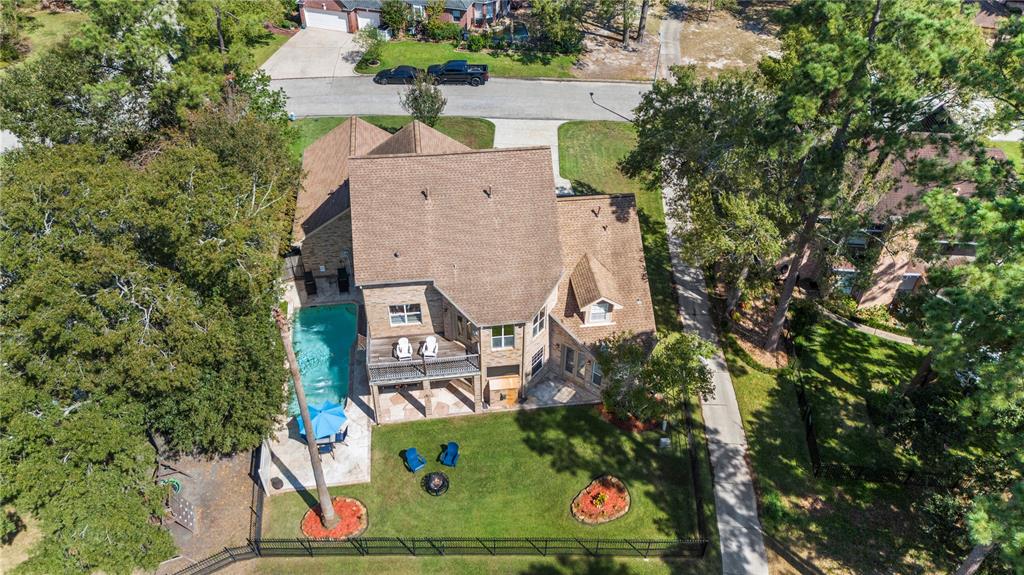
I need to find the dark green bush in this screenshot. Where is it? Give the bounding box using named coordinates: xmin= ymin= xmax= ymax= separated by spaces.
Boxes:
xmin=425 ymin=20 xmax=462 ymax=41
xmin=466 ymin=33 xmax=486 ymax=52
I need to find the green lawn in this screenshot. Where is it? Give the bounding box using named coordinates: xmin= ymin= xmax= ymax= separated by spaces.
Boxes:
xmin=985 ymin=138 xmax=1023 ymax=171
xmin=264 ymin=407 xmax=701 ymax=540
xmin=253 ymin=32 xmax=290 ymax=67
xmin=795 ymin=318 xmax=925 ymax=469
xmin=290 ymin=116 xmax=495 ymax=159
xmin=356 ymin=41 xmax=576 ymax=78
xmin=0 ymin=9 xmax=88 ymax=69
xmin=728 ymin=317 xmax=949 ymax=574
xmin=558 ymin=121 xmax=680 ymax=333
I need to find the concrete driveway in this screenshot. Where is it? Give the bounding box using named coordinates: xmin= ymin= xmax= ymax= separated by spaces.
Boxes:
xmin=261 ymin=28 xmax=362 ymax=79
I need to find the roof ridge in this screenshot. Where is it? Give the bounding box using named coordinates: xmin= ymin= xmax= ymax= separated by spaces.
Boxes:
xmin=350 ymin=145 xmax=551 ymax=160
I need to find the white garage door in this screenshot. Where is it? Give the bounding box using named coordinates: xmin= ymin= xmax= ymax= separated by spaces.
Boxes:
xmin=304 ymin=8 xmax=349 ymax=32
xmin=356 ymin=11 xmax=380 ymax=30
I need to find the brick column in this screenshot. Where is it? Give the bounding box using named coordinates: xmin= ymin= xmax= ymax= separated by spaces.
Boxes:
xmin=370 ymin=384 xmax=381 ymax=424
xmin=472 ymin=375 xmax=483 ymax=412
xmin=422 ymin=380 xmax=433 ymax=417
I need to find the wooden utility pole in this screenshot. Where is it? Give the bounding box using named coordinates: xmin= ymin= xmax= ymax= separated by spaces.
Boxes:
xmin=274 ymin=308 xmax=339 ymax=529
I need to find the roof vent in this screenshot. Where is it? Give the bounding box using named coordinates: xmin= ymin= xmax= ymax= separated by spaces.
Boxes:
xmin=393 ymin=251 xmax=400 ymax=258
xmin=483 ymin=186 xmax=492 ymax=199
xmin=421 ymin=188 xmax=429 ymax=200
xmin=592 ymin=207 xmax=602 ymax=218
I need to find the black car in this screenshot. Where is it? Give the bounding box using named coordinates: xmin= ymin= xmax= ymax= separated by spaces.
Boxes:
xmin=373 ymin=66 xmax=423 ymax=85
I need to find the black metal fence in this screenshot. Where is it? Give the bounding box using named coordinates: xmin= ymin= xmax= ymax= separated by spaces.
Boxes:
xmin=171 ymin=536 xmax=706 ymax=575
xmin=254 ymin=536 xmax=706 ymax=558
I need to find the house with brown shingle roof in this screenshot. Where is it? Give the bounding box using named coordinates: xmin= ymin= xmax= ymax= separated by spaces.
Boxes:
xmin=290 ymin=118 xmax=655 ymax=423
xmin=800 ymin=142 xmax=1007 ymax=309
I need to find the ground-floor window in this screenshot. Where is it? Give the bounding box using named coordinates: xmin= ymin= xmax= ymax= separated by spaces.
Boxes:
xmin=530 ymin=348 xmax=544 ymax=379
xmin=576 ymin=352 xmax=587 ymax=379
xmin=591 ymin=362 xmax=603 ymax=386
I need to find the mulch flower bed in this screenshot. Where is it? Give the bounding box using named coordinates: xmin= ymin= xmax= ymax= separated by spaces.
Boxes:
xmin=300 ymin=497 xmax=368 ymax=539
xmin=597 ymin=404 xmax=657 ymax=433
xmin=571 ymin=475 xmax=630 ymax=524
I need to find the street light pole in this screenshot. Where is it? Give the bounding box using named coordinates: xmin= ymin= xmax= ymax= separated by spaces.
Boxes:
xmin=274 ymin=308 xmax=340 ymax=529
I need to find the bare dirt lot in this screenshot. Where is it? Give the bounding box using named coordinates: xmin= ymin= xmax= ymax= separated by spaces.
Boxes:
xmin=574 ymin=24 xmax=661 ymax=81
xmin=677 ymin=3 xmax=784 ymax=77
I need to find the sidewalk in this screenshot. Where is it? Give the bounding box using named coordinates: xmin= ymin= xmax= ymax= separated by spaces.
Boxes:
xmin=663 ymin=189 xmax=769 ymax=575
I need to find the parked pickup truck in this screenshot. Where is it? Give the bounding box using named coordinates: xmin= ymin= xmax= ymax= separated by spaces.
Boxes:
xmin=426 ymin=60 xmax=489 ymax=86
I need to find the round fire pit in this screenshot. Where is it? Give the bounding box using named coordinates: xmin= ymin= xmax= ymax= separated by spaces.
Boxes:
xmin=423 ymin=471 xmax=449 ymax=496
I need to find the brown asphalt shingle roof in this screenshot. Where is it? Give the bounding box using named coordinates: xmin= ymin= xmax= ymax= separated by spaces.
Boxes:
xmin=871 ymin=144 xmax=1008 ymax=220
xmin=555 ymin=195 xmax=656 ymax=345
xmin=569 ymin=254 xmax=624 ymax=309
xmin=366 ymin=121 xmax=471 ymax=156
xmin=293 ymin=117 xmax=391 ymax=243
xmin=348 ymin=146 xmax=564 ymax=326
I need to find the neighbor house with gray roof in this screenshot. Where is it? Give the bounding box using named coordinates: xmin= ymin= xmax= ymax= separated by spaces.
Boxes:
xmin=289 ymin=117 xmax=655 ymax=423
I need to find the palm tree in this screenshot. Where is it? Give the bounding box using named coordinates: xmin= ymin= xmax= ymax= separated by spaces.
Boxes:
xmin=274 ymin=308 xmax=339 ymax=529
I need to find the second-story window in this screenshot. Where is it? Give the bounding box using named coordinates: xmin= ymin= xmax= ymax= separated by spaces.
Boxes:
xmin=389 ymin=304 xmax=422 ymax=326
xmin=491 ymin=325 xmax=514 ymax=349
xmin=531 ymin=308 xmax=546 ymax=337
xmin=589 ymin=302 xmax=613 ymax=324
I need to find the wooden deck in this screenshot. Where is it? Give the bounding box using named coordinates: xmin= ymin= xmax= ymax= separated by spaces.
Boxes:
xmin=366 ymin=333 xmax=481 ymax=385
xmin=367 ymin=333 xmax=472 ymax=364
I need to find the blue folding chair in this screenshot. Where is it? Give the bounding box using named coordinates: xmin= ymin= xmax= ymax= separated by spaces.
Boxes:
xmin=440 ymin=442 xmax=460 ymax=467
xmin=404 ymin=448 xmax=426 ymax=472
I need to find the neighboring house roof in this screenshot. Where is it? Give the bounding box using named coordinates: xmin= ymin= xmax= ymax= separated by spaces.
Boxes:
xmin=293 ymin=117 xmax=391 ymax=243
xmin=336 ymin=0 xmax=473 ymax=11
xmin=554 ymin=195 xmax=657 ymax=346
xmin=969 ymin=0 xmax=1008 ymax=30
xmin=871 ymin=144 xmax=1008 ymax=220
xmin=348 ymin=146 xmax=563 ymax=326
xmin=366 ymin=121 xmax=471 ymax=156
xmin=569 ymin=254 xmax=623 ymax=309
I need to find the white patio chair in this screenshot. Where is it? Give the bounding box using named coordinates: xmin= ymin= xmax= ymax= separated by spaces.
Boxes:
xmin=395 ymin=337 xmax=413 ymax=360
xmin=422 ymin=335 xmax=438 ymax=358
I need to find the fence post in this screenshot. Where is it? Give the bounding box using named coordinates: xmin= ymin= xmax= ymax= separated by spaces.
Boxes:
xmin=301 ymin=538 xmax=313 ymax=557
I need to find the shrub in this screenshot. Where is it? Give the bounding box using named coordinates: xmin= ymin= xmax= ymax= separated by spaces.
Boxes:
xmin=425 ymin=20 xmax=462 ymax=41
xmin=823 ymin=293 xmax=859 ymax=319
xmin=466 ymin=33 xmax=486 ymax=52
xmin=760 ymin=489 xmax=787 ymax=528
xmin=356 ymin=27 xmax=387 ymax=65
xmin=1 ymin=509 xmax=22 ymax=545
xmin=789 ymin=298 xmax=821 ymax=335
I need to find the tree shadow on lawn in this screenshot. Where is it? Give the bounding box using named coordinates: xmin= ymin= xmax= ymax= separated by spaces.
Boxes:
xmin=732 ymin=352 xmax=943 ymax=575
xmin=513 ymin=406 xmax=697 ymax=540
xmin=794 ymin=321 xmax=924 ymax=469
xmin=517 ymin=555 xmax=638 ymax=575
xmin=637 ymin=209 xmax=680 ymax=334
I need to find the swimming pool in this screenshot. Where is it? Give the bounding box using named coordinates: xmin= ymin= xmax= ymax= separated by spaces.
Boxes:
xmin=288 ymin=304 xmax=357 ymax=416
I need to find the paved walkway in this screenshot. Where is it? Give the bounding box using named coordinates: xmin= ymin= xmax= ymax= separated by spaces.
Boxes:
xmin=657 ymin=2 xmax=684 ymax=81
xmin=663 ymin=189 xmax=769 ymax=575
xmin=818 ymin=306 xmax=916 ymax=345
xmin=261 ymin=28 xmax=361 ymax=79
xmin=490 ymin=119 xmax=572 ymax=193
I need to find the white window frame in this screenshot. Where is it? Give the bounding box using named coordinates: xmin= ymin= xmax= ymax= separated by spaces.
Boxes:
xmin=576 ymin=353 xmax=586 ymax=379
xmin=530 ymin=348 xmax=544 ymax=378
xmin=588 ymin=301 xmax=613 ymax=325
xmin=832 ymin=269 xmax=857 ymax=295
xmin=389 ymin=303 xmax=422 ymax=326
xmin=591 ymin=361 xmax=603 ymax=386
xmin=490 ymin=325 xmax=514 ymax=350
xmin=531 ymin=308 xmax=546 ymax=337
xmin=412 ymin=4 xmax=426 ymax=18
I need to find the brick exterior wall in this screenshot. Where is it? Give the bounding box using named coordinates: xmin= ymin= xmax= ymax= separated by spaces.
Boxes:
xmin=301 ymin=212 xmax=352 ymax=278
xmin=549 ymin=319 xmax=596 ymax=387
xmin=857 ymin=227 xmax=921 ymax=308
xmin=363 ymin=283 xmax=445 ymax=338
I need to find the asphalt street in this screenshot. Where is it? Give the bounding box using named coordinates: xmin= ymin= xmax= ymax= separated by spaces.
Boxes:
xmin=271 ymin=76 xmax=650 ymax=121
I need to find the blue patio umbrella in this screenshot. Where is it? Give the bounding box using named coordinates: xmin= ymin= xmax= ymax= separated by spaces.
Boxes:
xmin=296 ymin=401 xmax=348 ymax=441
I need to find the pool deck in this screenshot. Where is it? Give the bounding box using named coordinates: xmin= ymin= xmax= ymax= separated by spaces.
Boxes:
xmin=261 ymin=335 xmax=376 ymax=494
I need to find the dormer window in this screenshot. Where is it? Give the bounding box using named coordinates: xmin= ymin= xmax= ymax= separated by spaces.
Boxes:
xmin=588 ymin=301 xmax=613 ymax=325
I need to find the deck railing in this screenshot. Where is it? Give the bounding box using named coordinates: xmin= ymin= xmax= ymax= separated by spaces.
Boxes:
xmin=368 ymin=354 xmax=480 ymax=385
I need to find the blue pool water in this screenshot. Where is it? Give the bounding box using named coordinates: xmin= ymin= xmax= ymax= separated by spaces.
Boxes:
xmin=288 ymin=304 xmax=357 ymax=416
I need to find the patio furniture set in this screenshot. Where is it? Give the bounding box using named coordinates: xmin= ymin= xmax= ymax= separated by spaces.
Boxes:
xmin=394 ymin=335 xmax=439 ymax=360
xmin=296 ymin=400 xmax=350 ymax=458
xmin=404 ymin=442 xmax=460 ymax=496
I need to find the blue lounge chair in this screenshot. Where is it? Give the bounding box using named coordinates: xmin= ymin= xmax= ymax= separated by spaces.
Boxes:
xmin=318 ymin=443 xmax=334 ymax=457
xmin=440 ymin=442 xmax=460 ymax=467
xmin=404 ymin=448 xmax=426 ymax=473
